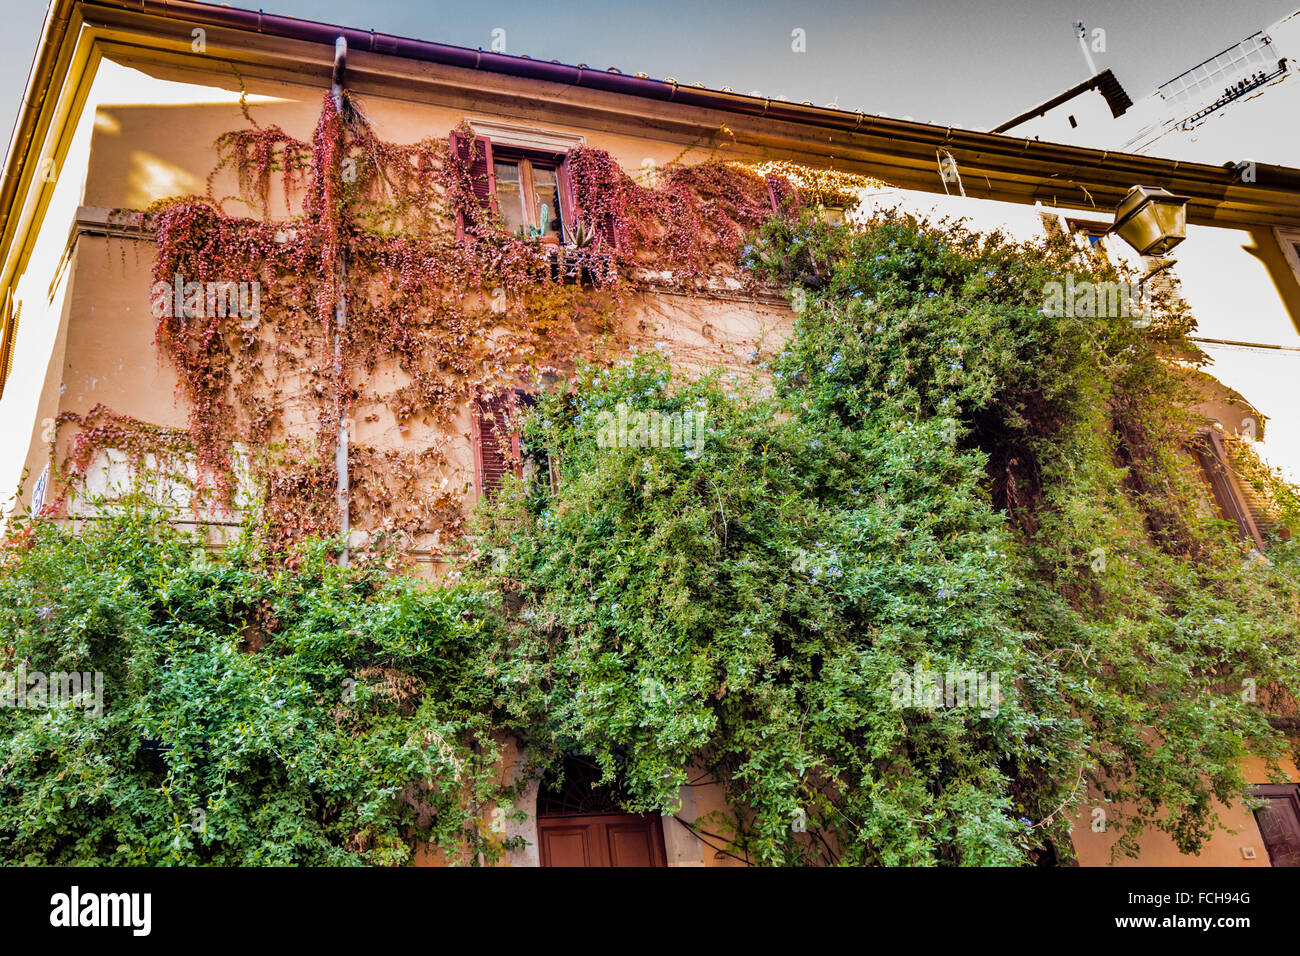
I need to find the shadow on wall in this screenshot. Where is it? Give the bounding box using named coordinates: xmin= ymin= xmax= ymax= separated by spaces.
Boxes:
xmin=1244 ymin=228 xmax=1300 ymax=338
xmin=87 ymin=96 xmax=313 ymax=215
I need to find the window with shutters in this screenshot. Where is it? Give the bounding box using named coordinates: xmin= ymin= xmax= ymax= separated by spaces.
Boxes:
xmin=449 ymin=129 xmax=573 ymax=245
xmin=492 ymin=153 xmax=566 ymax=242
xmin=1065 ymin=218 xmax=1111 ymax=250
xmin=472 ymin=391 xmax=524 ymax=501
xmin=1191 ymin=428 xmax=1266 ymax=549
xmin=473 ymin=389 xmax=560 ymax=502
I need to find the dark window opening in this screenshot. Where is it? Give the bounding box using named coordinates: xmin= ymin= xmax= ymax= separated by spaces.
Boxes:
xmin=1065 ymin=217 xmax=1110 ymax=248
xmin=537 ymin=756 xmax=630 ymax=817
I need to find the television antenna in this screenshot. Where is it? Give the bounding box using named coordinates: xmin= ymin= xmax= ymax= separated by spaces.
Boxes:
xmin=1076 ymin=21 xmax=1099 ymax=76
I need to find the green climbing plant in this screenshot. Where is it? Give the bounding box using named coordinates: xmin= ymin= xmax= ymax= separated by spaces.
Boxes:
xmin=0 ymin=501 xmax=518 ymax=865
xmin=469 ymin=209 xmax=1300 ymax=865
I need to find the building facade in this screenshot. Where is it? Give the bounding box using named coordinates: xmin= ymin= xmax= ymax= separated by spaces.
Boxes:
xmin=2 ymin=0 xmax=1300 ymax=865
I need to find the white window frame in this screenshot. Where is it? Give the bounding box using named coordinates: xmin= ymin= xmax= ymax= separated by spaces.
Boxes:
xmin=467 ymin=119 xmax=585 ymax=153
xmin=1276 ymin=227 xmax=1300 ymax=283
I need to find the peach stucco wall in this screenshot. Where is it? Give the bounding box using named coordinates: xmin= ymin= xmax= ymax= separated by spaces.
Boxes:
xmin=1069 ymin=754 xmax=1300 ymax=866
xmin=22 ymin=55 xmax=789 ymax=550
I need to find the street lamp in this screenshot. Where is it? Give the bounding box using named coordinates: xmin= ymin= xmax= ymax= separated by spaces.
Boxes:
xmin=1111 ymin=185 xmax=1189 ymax=256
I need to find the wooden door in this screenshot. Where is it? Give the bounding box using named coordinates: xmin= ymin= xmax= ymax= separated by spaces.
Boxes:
xmin=538 ymin=813 xmax=667 ymax=867
xmin=1250 ymin=785 xmax=1300 ymax=867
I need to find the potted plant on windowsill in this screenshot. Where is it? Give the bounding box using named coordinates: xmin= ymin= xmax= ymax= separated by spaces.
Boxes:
xmin=564 ymin=220 xmax=597 ymax=251
xmin=552 ymin=221 xmax=606 ymax=283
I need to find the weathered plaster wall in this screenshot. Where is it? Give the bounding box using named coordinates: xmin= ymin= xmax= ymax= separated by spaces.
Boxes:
xmin=16 ymin=54 xmax=791 ymax=555
xmin=81 ymin=56 xmax=726 ymax=221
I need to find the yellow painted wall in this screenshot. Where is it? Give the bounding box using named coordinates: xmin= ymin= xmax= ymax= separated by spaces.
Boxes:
xmin=1069 ymin=754 xmax=1300 ymax=866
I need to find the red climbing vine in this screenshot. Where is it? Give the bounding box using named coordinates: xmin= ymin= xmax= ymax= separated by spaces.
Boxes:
xmin=65 ymin=90 xmax=855 ymax=557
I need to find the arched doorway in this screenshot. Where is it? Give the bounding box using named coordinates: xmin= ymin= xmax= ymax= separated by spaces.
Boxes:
xmin=535 ymin=756 xmax=667 ymax=867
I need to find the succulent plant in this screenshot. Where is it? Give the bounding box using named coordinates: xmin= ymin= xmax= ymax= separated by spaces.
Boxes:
xmin=567 ymin=220 xmax=596 ymax=249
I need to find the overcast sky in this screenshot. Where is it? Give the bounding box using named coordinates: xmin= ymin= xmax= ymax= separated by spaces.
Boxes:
xmin=2 ymin=0 xmax=1297 ymax=153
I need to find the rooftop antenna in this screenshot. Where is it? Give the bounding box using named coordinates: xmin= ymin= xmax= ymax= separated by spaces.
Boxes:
xmin=1076 ymin=21 xmax=1099 ymax=77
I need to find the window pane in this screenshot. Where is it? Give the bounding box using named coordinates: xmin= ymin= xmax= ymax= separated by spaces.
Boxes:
xmin=493 ymin=161 xmax=527 ymax=234
xmin=532 ymin=165 xmax=564 ymax=239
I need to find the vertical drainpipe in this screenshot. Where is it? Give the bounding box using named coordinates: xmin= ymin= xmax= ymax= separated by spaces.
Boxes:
xmin=332 ymin=36 xmax=350 ymax=567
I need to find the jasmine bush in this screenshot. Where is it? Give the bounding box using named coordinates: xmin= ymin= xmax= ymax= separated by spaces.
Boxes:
xmin=473 ymin=210 xmax=1300 ymax=864
xmin=0 ymin=506 xmax=511 ymax=865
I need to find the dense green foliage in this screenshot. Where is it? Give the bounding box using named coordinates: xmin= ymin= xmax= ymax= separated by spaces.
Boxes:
xmin=0 ymin=507 xmax=512 ymax=865
xmin=4 ymin=210 xmax=1299 ymax=866
xmin=473 ymin=211 xmax=1300 ymax=864
xmin=475 ymin=352 xmax=1058 ymax=864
